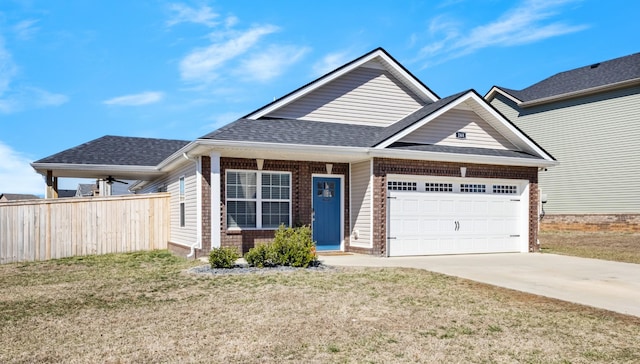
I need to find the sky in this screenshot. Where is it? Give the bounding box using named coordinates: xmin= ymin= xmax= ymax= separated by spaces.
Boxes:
xmin=1 ymin=0 xmax=638 ymax=195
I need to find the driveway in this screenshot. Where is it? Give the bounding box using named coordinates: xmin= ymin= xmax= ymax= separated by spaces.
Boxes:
xmin=319 ymin=253 xmax=640 ymax=317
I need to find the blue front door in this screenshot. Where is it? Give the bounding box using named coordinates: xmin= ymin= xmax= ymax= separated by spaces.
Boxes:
xmin=312 ymin=177 xmax=341 ymax=251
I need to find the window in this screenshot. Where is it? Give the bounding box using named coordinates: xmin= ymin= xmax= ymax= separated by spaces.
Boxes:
xmin=226 ymin=171 xmax=290 ymax=229
xmin=387 ymin=181 xmax=417 ymax=191
xmin=425 ymin=182 xmax=453 ymax=192
xmin=493 ymin=185 xmax=518 ymax=194
xmin=460 ymin=184 xmax=486 ymax=193
xmin=179 ymin=176 xmax=185 ymax=227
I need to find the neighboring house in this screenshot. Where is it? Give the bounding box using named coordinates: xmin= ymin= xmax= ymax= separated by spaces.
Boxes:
xmin=76 ymin=183 xmax=96 ymax=197
xmin=32 ymin=48 xmax=556 ymax=257
xmin=485 ymin=52 xmax=640 ymax=230
xmin=0 ymin=193 xmax=40 ymax=202
xmin=57 ymin=189 xmax=77 ymax=198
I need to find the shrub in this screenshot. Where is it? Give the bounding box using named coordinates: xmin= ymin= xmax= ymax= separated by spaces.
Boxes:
xmin=244 ymin=243 xmax=277 ymax=268
xmin=208 ymin=247 xmax=240 ymax=269
xmin=245 ymin=225 xmax=318 ymax=268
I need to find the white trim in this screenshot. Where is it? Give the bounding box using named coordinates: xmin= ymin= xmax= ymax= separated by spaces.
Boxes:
xmin=247 ymin=49 xmax=438 ymax=120
xmin=312 ymin=173 xmax=345 ymax=251
xmin=196 ymin=157 xmax=203 ymax=249
xmin=368 ymin=148 xmax=557 ymax=167
xmin=210 ymin=152 xmax=221 ymax=249
xmin=484 ymin=86 xmax=523 ymax=104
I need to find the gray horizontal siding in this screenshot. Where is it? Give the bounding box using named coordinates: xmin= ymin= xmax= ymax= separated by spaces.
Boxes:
xmin=399 ymin=108 xmax=516 ymax=150
xmin=266 ymin=65 xmax=425 ymax=126
xmin=350 ymin=160 xmax=372 ymax=247
xmin=490 ymin=86 xmax=640 ymax=214
xmin=140 ymin=162 xmax=199 ymax=245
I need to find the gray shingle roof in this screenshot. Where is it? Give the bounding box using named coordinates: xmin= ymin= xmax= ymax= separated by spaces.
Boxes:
xmin=201 ymin=90 xmax=542 ymax=160
xmin=387 ymin=142 xmax=539 ymax=159
xmin=35 ymin=135 xmax=190 ymax=166
xmin=0 ymin=193 xmax=40 ymax=201
xmin=497 ymin=52 xmax=640 ymax=102
xmin=202 ymin=91 xmax=467 ymax=148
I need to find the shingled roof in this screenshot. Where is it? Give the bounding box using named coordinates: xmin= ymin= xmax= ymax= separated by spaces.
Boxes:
xmin=34 ymin=135 xmax=190 ymax=166
xmin=493 ymin=52 xmax=640 ymax=104
xmin=201 ymin=90 xmax=543 ymax=160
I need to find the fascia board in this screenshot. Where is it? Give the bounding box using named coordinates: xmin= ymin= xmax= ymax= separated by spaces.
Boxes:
xmin=376 ymin=92 xmax=470 ymax=149
xmin=369 ymin=148 xmax=558 ymax=168
xmin=485 ymin=86 xmax=523 ymax=104
xmin=30 ymin=163 xmax=162 ymax=178
xmin=198 ymin=139 xmax=370 ymax=157
xmin=518 ymin=78 xmax=640 ymax=107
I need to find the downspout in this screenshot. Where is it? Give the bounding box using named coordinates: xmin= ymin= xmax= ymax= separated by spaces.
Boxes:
xmin=187 ymin=242 xmax=198 ymax=258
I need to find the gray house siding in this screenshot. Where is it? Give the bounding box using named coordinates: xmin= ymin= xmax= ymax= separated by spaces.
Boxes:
xmin=490 ymin=85 xmax=640 ymax=214
xmin=349 ymin=160 xmax=373 ymax=248
xmin=139 ymin=162 xmax=199 ymax=246
xmin=399 ymin=108 xmax=516 ymax=150
xmin=266 ymin=64 xmax=425 ymax=126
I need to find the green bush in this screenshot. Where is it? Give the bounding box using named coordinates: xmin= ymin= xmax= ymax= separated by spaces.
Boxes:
xmin=208 ymin=247 xmax=240 ymax=269
xmin=245 ymin=225 xmax=318 ymax=268
xmin=244 ymin=243 xmax=277 ymax=268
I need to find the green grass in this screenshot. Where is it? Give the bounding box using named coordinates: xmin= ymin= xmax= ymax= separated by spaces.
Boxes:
xmin=1 ymin=250 xmax=639 ymax=363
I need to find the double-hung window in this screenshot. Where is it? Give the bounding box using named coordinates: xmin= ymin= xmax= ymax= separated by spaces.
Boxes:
xmin=179 ymin=176 xmax=186 ymax=227
xmin=226 ymin=171 xmax=291 ymax=229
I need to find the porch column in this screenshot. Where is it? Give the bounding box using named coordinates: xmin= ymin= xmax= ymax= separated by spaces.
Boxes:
xmin=210 ymin=152 xmax=221 ymax=249
xmin=45 ymin=170 xmax=58 ymax=199
xmin=199 ymin=155 xmax=212 ymax=252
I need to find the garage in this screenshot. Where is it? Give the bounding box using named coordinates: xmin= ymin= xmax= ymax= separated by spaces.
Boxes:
xmin=387 ymin=176 xmax=530 ymax=256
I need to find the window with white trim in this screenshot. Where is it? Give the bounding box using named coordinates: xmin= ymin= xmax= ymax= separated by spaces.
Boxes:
xmin=425 ymin=182 xmax=453 ymax=192
xmin=460 ymin=184 xmax=486 ymax=193
xmin=179 ymin=176 xmax=185 ymax=227
xmin=387 ymin=181 xmax=417 ymax=191
xmin=226 ymin=170 xmax=291 ymax=229
xmin=492 ymin=185 xmax=518 ymax=194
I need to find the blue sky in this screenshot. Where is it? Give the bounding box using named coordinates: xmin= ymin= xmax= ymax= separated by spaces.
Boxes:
xmin=1 ymin=0 xmax=638 ymax=194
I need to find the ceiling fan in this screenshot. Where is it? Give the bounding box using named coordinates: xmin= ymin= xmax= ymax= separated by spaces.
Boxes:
xmin=104 ymin=176 xmax=128 ymax=185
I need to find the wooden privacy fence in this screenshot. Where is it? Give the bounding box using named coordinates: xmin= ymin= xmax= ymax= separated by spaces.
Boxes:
xmin=0 ymin=193 xmax=170 ymax=264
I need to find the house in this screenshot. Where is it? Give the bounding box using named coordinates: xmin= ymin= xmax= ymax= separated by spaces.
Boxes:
xmin=485 ymin=52 xmax=640 ymax=231
xmin=76 ymin=183 xmax=96 ymax=197
xmin=32 ymin=48 xmax=556 ymax=257
xmin=0 ymin=193 xmax=40 ymax=202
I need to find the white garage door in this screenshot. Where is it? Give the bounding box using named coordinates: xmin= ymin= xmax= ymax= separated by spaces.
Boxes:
xmin=387 ymin=178 xmax=528 ymax=256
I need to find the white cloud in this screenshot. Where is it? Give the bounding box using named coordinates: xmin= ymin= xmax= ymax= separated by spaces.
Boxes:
xmin=238 ymin=45 xmax=310 ymax=82
xmin=167 ymin=3 xmax=220 ymax=27
xmin=0 ymin=87 xmax=69 ymax=114
xmin=103 ymin=91 xmax=165 ymax=106
xmin=13 ymin=19 xmax=40 ymax=41
xmin=0 ymin=37 xmax=18 ymax=96
xmin=0 ymin=36 xmax=69 ymax=113
xmin=417 ymin=0 xmax=588 ymax=65
xmin=179 ymin=24 xmax=280 ymax=82
xmin=312 ymin=50 xmax=355 ymax=76
xmin=0 ymin=141 xmax=44 ymax=195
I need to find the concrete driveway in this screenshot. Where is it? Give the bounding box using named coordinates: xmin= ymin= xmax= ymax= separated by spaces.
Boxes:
xmin=319 ymin=253 xmax=640 ymax=317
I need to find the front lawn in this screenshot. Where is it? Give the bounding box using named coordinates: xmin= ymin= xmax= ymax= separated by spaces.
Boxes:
xmin=1 ymin=250 xmax=639 ymax=363
xmin=540 ymin=231 xmax=640 ymax=264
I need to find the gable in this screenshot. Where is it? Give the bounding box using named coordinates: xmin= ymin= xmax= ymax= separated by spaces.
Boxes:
xmin=398 ymin=107 xmax=516 ymax=150
xmin=264 ymin=62 xmax=427 ymax=127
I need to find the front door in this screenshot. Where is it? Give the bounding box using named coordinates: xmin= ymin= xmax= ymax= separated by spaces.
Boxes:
xmin=312 ymin=176 xmax=341 ymax=251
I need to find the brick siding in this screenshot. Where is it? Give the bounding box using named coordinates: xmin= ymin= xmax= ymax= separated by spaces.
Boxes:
xmin=541 ymin=214 xmax=640 ymax=232
xmin=219 ymin=158 xmax=350 ymax=254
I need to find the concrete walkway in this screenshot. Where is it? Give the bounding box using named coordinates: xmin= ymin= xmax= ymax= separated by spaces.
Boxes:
xmin=319 ymin=253 xmax=640 ymax=317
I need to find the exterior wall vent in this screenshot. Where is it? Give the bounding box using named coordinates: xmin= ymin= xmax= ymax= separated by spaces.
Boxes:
xmin=590 ymin=63 xmax=600 ymax=69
